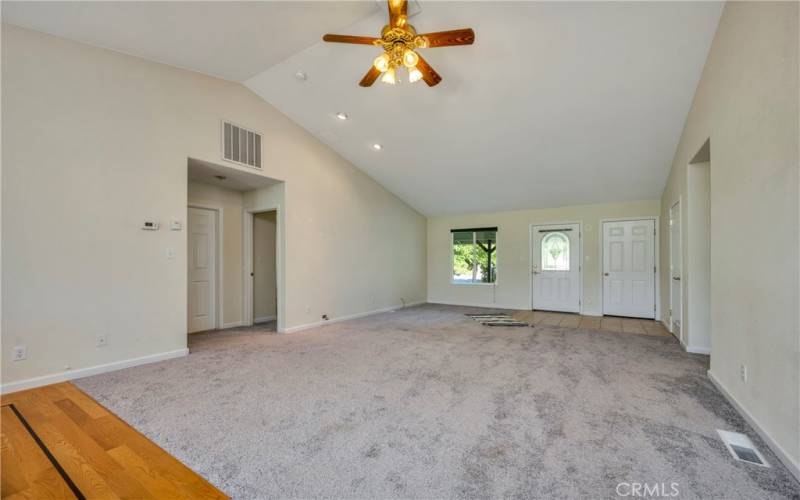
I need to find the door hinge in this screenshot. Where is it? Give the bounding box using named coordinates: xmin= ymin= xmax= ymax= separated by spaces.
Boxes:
xmin=654 ymin=266 xmax=657 ymax=273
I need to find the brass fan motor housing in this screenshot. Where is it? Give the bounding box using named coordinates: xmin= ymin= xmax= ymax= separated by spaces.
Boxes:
xmin=374 ymin=25 xmax=427 ymax=68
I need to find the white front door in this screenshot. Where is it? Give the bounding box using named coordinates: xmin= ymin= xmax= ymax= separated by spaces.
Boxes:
xmin=602 ymin=219 xmax=656 ymax=319
xmin=532 ymin=223 xmax=581 ymax=313
xmin=188 ymin=207 xmax=217 ymax=333
xmin=669 ymin=202 xmax=682 ymax=338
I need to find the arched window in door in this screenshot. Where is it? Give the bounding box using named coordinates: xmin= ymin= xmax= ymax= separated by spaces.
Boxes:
xmin=542 ymin=232 xmax=569 ymax=271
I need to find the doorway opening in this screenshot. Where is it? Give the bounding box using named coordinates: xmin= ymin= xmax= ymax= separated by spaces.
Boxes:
xmin=530 ymin=222 xmax=582 ymax=313
xmin=601 ymin=218 xmax=658 ymax=319
xmin=686 ymin=138 xmax=712 ymax=353
xmin=669 ymin=200 xmax=682 ymax=339
xmin=251 ymin=210 xmax=277 ymax=327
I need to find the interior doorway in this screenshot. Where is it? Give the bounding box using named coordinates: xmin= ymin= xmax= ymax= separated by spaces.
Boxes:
xmin=531 ymin=222 xmax=582 ymax=313
xmin=252 ymin=211 xmax=277 ymax=325
xmin=187 ymin=206 xmax=219 ymax=333
xmin=601 ymin=218 xmax=657 ymax=319
xmin=243 ymin=206 xmax=281 ymax=330
xmin=669 ymin=201 xmax=682 ymax=339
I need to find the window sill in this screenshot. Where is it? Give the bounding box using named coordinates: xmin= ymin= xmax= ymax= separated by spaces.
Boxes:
xmin=450 ymin=282 xmax=497 ymax=286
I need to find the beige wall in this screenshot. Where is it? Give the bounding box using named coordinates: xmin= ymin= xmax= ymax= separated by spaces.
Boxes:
xmin=187 ymin=181 xmax=245 ymax=328
xmin=253 ymin=211 xmax=277 ymax=322
xmin=1 ymin=25 xmax=426 ymax=388
xmin=659 ymin=2 xmax=799 ymax=472
xmin=427 ymin=200 xmax=660 ymax=314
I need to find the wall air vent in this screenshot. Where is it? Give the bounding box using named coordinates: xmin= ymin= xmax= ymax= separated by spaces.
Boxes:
xmin=222 ymin=120 xmax=262 ymax=169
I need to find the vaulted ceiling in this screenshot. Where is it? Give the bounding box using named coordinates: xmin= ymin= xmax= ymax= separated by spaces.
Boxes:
xmin=3 ymin=1 xmax=724 ymax=216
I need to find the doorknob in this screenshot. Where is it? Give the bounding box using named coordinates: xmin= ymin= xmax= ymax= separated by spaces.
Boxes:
xmin=672 ymin=276 xmax=681 ymax=281
xmin=532 ymin=271 xmax=540 ymax=275
xmin=604 ymin=272 xmax=609 ymax=276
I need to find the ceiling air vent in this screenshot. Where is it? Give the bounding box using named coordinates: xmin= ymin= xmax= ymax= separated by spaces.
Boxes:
xmin=222 ymin=120 xmax=262 ymax=169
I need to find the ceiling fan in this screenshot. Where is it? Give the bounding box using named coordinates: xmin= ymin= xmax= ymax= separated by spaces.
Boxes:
xmin=322 ymin=0 xmax=475 ymax=87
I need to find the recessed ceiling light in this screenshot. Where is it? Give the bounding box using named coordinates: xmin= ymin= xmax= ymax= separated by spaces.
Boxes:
xmin=372 ymin=143 xmax=383 ymax=151
xmin=336 ymin=112 xmax=348 ymax=120
xmin=294 ymin=71 xmax=307 ymax=81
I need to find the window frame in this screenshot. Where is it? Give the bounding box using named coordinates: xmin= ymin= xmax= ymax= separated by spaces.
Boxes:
xmin=450 ymin=227 xmax=498 ymax=286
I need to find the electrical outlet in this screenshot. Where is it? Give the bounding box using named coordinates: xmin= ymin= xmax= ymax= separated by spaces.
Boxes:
xmin=96 ymin=334 xmax=107 ymax=347
xmin=12 ymin=345 xmax=27 ymax=361
xmin=740 ymin=364 xmax=747 ymax=383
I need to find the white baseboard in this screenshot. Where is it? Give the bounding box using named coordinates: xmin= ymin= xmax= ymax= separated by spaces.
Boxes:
xmin=254 ymin=315 xmax=277 ymax=324
xmin=1 ymin=348 xmax=189 ymax=395
xmin=686 ymin=345 xmax=711 ymax=355
xmin=280 ymin=301 xmax=426 ymax=334
xmin=427 ymin=300 xmax=521 ymax=311
xmin=708 ymin=369 xmax=800 ymax=482
xmin=222 ymin=320 xmax=243 ymax=329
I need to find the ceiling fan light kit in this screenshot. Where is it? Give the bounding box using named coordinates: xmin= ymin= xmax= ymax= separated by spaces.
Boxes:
xmin=323 ymin=0 xmax=475 ymax=87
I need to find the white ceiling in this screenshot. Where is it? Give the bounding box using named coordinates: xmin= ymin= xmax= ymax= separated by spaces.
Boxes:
xmin=3 ymin=1 xmax=723 ymax=216
xmin=246 ymin=2 xmax=723 ymax=215
xmin=188 ymin=158 xmax=279 ymax=192
xmin=1 ymin=1 xmax=377 ymax=81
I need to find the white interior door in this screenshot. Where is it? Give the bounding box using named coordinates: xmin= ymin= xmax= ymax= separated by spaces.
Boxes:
xmin=188 ymin=207 xmax=216 ymax=333
xmin=532 ymin=223 xmax=581 ymax=313
xmin=669 ymin=202 xmax=682 ymax=337
xmin=602 ymin=219 xmax=656 ymax=318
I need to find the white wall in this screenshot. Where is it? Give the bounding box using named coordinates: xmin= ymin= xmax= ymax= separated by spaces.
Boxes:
xmin=253 ymin=211 xmax=277 ymax=322
xmin=427 ymin=200 xmax=660 ymax=314
xmin=1 ymin=25 xmax=426 ymax=389
xmin=659 ymin=2 xmax=799 ymax=475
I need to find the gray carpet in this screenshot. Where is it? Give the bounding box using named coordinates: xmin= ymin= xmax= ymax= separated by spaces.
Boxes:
xmin=75 ymin=304 xmax=799 ymax=499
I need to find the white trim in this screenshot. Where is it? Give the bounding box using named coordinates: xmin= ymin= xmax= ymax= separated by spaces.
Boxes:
xmin=599 ymin=216 xmax=661 ymax=320
xmin=686 ymin=345 xmax=711 ymax=355
xmin=708 ymin=370 xmax=800 ymax=482
xmin=1 ymin=348 xmax=189 ymax=395
xmin=281 ymin=301 xmax=426 ymax=334
xmin=529 ymin=221 xmax=583 ymax=314
xmin=188 ymin=202 xmax=224 ymax=330
xmin=222 ymin=320 xmax=243 ymax=329
xmin=254 ymin=315 xmax=277 ymax=323
xmin=244 ymin=205 xmax=283 ymax=332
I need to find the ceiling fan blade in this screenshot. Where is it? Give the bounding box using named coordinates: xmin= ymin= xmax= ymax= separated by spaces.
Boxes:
xmin=418 ymin=28 xmax=475 ymax=48
xmin=359 ymin=66 xmax=382 ymax=87
xmin=388 ymin=0 xmax=407 ymax=27
xmin=322 ymin=34 xmax=380 ymax=45
xmin=415 ymin=54 xmax=442 ymax=87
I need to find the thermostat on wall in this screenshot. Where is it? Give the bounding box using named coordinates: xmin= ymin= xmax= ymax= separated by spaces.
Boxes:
xmin=141 ymin=221 xmax=159 ymax=230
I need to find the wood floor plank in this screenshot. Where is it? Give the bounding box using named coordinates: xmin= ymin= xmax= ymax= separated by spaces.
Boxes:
xmin=108 ymin=445 xmax=187 ymax=499
xmin=1 ymin=383 xmax=227 ymax=500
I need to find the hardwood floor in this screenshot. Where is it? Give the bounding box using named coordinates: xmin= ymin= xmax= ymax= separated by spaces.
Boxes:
xmin=1 ymin=382 xmax=227 ymax=499
xmin=512 ymin=310 xmax=671 ymax=337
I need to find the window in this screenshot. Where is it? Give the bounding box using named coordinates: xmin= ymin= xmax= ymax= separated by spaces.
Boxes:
xmin=452 ymin=227 xmax=497 ymax=284
xmin=541 ymin=232 xmax=569 ymax=271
